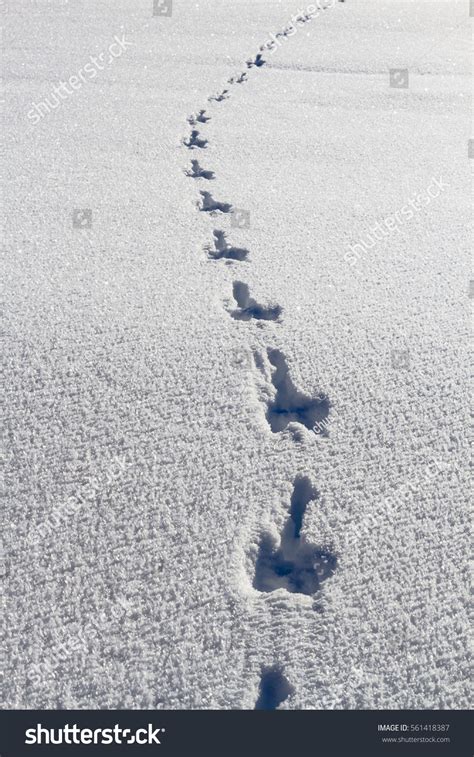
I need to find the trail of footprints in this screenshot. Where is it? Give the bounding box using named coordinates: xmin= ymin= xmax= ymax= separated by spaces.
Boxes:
xmin=181 ymin=3 xmax=343 ymax=709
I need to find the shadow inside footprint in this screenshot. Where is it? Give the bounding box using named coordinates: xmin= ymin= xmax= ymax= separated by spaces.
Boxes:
xmin=255 ymin=667 xmax=293 ymax=710
xmin=231 ymin=281 xmax=282 ymax=322
xmin=198 ymin=191 xmax=232 ymax=214
xmin=206 ymin=230 xmax=249 ymax=262
xmin=266 ymin=349 xmax=330 ymax=434
xmin=188 ymin=110 xmax=210 ymax=125
xmin=253 ymin=476 xmax=337 ymax=596
xmin=185 ymin=160 xmax=215 ymax=180
xmin=183 ymin=130 xmax=208 ymax=149
xmin=247 ymin=53 xmax=265 ymax=69
xmin=229 ymin=72 xmax=248 ymax=84
xmin=209 ymin=90 xmax=229 ymax=102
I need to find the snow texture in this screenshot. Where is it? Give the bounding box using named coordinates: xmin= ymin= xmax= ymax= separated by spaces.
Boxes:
xmin=2 ymin=0 xmax=471 ymax=710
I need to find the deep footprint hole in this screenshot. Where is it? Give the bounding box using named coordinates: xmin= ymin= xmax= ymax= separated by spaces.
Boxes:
xmin=266 ymin=349 xmax=330 ymax=434
xmin=231 ymin=281 xmax=282 ymax=321
xmin=184 ymin=130 xmax=208 ymax=149
xmin=199 ymin=191 xmax=232 ymax=214
xmin=207 ymin=230 xmax=249 ymax=262
xmin=253 ymin=476 xmax=337 ymax=596
xmin=255 ymin=667 xmax=293 ymax=710
xmin=186 ymin=160 xmax=214 ymax=180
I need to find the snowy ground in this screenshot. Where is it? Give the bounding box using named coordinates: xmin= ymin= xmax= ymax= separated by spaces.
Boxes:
xmin=3 ymin=0 xmax=471 ymax=709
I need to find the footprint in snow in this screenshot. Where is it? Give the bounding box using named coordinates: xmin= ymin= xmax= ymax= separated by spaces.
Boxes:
xmin=198 ymin=190 xmax=232 ymax=214
xmin=230 ymin=281 xmax=282 ymax=322
xmin=228 ymin=72 xmax=248 ymax=84
xmin=247 ymin=53 xmax=265 ymax=69
xmin=253 ymin=476 xmax=337 ymax=596
xmin=185 ymin=160 xmax=215 ymax=180
xmin=255 ymin=667 xmax=293 ymax=710
xmin=187 ymin=110 xmax=210 ymax=125
xmin=208 ymin=90 xmax=229 ymax=103
xmin=262 ymin=348 xmax=330 ymax=436
xmin=183 ymin=130 xmax=208 ymax=149
xmin=206 ymin=230 xmax=249 ymax=262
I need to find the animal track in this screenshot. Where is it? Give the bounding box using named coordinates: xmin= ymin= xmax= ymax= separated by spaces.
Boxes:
xmin=179 ymin=0 xmax=346 ymax=708
xmin=183 ymin=130 xmax=208 ymax=149
xmin=187 ymin=110 xmax=210 ymax=125
xmin=185 ymin=160 xmax=215 ymax=180
xmin=230 ymin=282 xmax=282 ymax=322
xmin=247 ymin=53 xmax=265 ymax=69
xmin=208 ymin=90 xmax=229 ymax=103
xmin=228 ymin=72 xmax=248 ymax=84
xmin=255 ymin=667 xmax=293 ymax=710
xmin=263 ymin=349 xmax=330 ymax=435
xmin=206 ymin=230 xmax=249 ymax=262
xmin=198 ymin=190 xmax=232 ymax=214
xmin=253 ymin=476 xmax=337 ymax=596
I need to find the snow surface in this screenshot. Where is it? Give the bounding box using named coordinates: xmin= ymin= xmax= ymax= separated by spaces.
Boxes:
xmin=3 ymin=0 xmax=471 ymax=709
